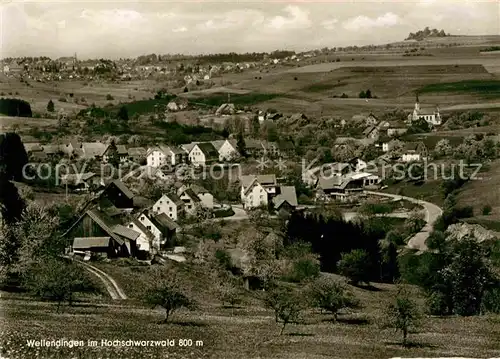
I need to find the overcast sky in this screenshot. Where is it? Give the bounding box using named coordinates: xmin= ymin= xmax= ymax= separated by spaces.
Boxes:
xmin=1 ymin=0 xmax=499 ymax=59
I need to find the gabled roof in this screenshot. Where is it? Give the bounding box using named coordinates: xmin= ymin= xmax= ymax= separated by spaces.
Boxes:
xmin=112 ymin=224 xmax=140 ymax=241
xmin=404 ymin=141 xmax=426 ymax=152
xmin=181 ymin=188 xmax=201 ymax=203
xmin=317 ymin=176 xmax=343 ymax=190
xmin=82 ymin=142 xmax=107 ymax=158
xmin=73 ymin=237 xmax=110 ymax=249
xmin=150 ymin=213 xmax=180 ymax=232
xmin=190 ymin=184 xmax=209 ymax=195
xmin=240 ymin=174 xmax=277 ymax=188
xmin=85 ymin=209 xmax=124 ymax=245
xmin=42 ymin=144 xmax=61 ymax=154
xmin=363 ymin=126 xmax=377 ymax=136
xmin=61 ymin=172 xmax=97 ymax=185
xmin=108 ymin=180 xmax=134 ymax=199
xmin=161 ymin=193 xmax=185 ymax=207
xmin=181 ymin=142 xmax=198 ymax=153
xmin=130 ymin=217 xmax=155 ymax=241
xmin=128 ymin=147 xmax=147 ymax=156
xmin=193 ymin=142 xmax=219 ymax=158
xmin=211 ymin=140 xmax=225 ymax=151
xmin=116 ymin=145 xmax=127 ymax=155
xmin=273 ymin=186 xmax=298 ymax=208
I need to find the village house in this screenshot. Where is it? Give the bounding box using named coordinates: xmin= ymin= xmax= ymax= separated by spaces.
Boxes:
xmin=152 ymin=193 xmax=185 ymax=221
xmin=190 ymin=184 xmax=214 ymax=209
xmin=315 ymin=175 xmax=365 ymax=202
xmin=402 ymin=141 xmax=429 ymax=162
xmin=272 ymin=186 xmax=298 ymax=214
xmin=211 ymin=139 xmax=239 ymax=161
xmin=127 ymin=217 xmax=155 ymax=255
xmin=178 ymin=188 xmax=202 ymax=215
xmin=135 ymin=210 xmax=179 ymax=251
xmin=102 ymin=144 xmax=128 ymax=164
xmin=81 ymin=142 xmax=107 ymax=161
xmin=188 ymin=142 xmax=219 ymax=166
xmin=101 ymin=180 xmax=135 ymax=209
xmin=127 ymin=147 xmax=147 ymax=163
xmin=363 ymin=125 xmax=380 ymax=140
xmin=65 ymin=209 xmax=138 ymax=258
xmin=240 ymin=174 xmax=278 ymax=209
xmin=60 ymin=172 xmax=101 ymax=191
xmin=146 ymin=145 xmax=185 ymax=168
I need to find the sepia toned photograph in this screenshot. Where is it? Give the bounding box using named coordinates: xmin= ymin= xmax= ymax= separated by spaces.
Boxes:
xmin=0 ymin=0 xmax=499 ymax=358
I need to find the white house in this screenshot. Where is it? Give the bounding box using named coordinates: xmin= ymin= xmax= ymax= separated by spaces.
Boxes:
xmin=127 ymin=218 xmax=154 ymax=252
xmin=178 ymin=188 xmax=202 ymax=215
xmin=240 ymin=174 xmax=278 ymax=209
xmin=211 ymin=139 xmax=239 ymax=161
xmin=402 ymin=142 xmax=428 ymax=162
xmin=188 ymin=142 xmax=219 ymax=166
xmin=152 ymin=193 xmax=185 ymax=221
xmin=135 ymin=212 xmax=163 ymax=250
xmin=146 ymin=146 xmax=186 ymax=168
xmin=177 ymin=184 xmax=214 ymax=210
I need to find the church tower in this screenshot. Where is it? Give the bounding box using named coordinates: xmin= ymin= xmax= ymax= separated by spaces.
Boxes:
xmin=414 ymin=93 xmax=420 ymax=112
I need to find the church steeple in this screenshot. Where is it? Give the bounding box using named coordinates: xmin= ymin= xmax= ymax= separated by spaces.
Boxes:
xmin=415 ymin=93 xmax=420 ymax=112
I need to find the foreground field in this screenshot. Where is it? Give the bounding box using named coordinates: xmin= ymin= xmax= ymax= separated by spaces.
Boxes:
xmin=2 ymin=268 xmax=499 ymax=359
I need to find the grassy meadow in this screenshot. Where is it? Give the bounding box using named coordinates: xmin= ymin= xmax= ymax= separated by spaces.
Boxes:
xmin=2 ymin=268 xmax=500 ymax=359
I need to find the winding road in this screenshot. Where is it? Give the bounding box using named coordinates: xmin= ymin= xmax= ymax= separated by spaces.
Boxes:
xmin=364 ymin=191 xmax=443 ymax=251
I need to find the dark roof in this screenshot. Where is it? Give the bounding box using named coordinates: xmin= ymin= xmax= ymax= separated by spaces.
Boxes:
xmin=109 ymin=180 xmax=134 ymax=199
xmin=181 ymin=188 xmax=201 ymax=202
xmin=73 ymin=237 xmax=110 ymax=249
xmin=404 ymin=141 xmax=425 ymax=152
xmin=195 ymin=142 xmax=219 ymax=158
xmin=190 ymin=184 xmax=209 ymax=194
xmin=273 ymin=186 xmax=298 ymax=208
xmin=86 ymin=209 xmax=124 ymax=245
xmin=363 ymin=126 xmax=377 ymax=136
xmin=128 ymin=147 xmax=147 ymax=156
xmin=164 ymin=193 xmax=185 ymax=207
xmin=150 ymin=213 xmax=179 ymax=232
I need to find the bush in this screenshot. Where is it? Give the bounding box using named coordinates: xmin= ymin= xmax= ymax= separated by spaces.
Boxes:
xmin=482 ymin=204 xmax=492 ymax=216
xmin=481 ymin=286 xmax=500 ymax=314
xmin=215 ymin=249 xmax=232 ymax=271
xmin=337 ymin=249 xmax=372 ymax=285
xmin=106 ymin=94 xmax=114 ymax=101
xmin=0 ymin=98 xmax=32 ymax=117
xmin=46 ymin=100 xmax=55 ymax=112
xmin=58 ymin=97 xmax=67 ymax=102
xmin=288 ymin=258 xmax=320 ymax=282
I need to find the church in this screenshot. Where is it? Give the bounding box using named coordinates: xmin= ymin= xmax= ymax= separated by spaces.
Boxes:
xmin=408 ymin=95 xmax=442 ymax=126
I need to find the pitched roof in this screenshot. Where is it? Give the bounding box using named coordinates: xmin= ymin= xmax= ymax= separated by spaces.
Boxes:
xmin=73 ymin=237 xmax=110 ymax=249
xmin=82 ymin=142 xmax=107 ymax=158
xmin=128 ymin=147 xmax=147 ymax=156
xmin=109 ymin=180 xmax=134 ymax=199
xmin=162 ymin=193 xmax=185 ymax=207
xmin=240 ymin=174 xmax=277 ymax=188
xmin=130 ymin=217 xmax=155 ymax=240
xmin=194 ymin=142 xmax=219 ymax=158
xmin=211 ymin=140 xmax=226 ymax=151
xmin=116 ymin=145 xmax=127 ymax=155
xmin=363 ymin=126 xmax=377 ymax=136
xmin=150 ymin=212 xmax=180 ymax=232
xmin=404 ymin=141 xmax=425 ymax=152
xmin=85 ymin=209 xmax=124 ymax=245
xmin=190 ymin=184 xmax=209 ymax=195
xmin=61 ymin=172 xmax=97 ymax=185
xmin=181 ymin=142 xmax=198 ymax=153
xmin=42 ymin=144 xmax=61 ymax=154
xmin=273 ymin=186 xmax=298 ymax=208
xmin=181 ymin=188 xmax=201 ymax=202
xmin=317 ymin=176 xmax=343 ymax=190
xmin=112 ymin=224 xmax=140 ymax=241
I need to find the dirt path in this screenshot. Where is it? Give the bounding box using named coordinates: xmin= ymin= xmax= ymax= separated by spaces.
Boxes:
xmin=364 ymin=191 xmax=443 ymax=251
xmin=65 ymin=256 xmax=128 ymax=300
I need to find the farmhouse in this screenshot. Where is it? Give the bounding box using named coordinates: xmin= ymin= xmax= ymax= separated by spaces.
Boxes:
xmin=135 ymin=211 xmax=179 ymax=251
xmin=315 ymin=175 xmax=365 ymax=202
xmin=152 ymin=193 xmax=185 ymax=221
xmin=65 ymin=209 xmax=136 ymax=258
xmin=102 ymin=144 xmax=128 ymax=164
xmin=188 ymin=142 xmax=219 ymax=166
xmin=402 ymin=141 xmax=428 ymax=162
xmin=240 ymin=174 xmax=277 ymax=209
xmin=127 ymin=147 xmax=147 ymax=163
xmin=363 ymin=126 xmax=379 ymax=140
xmin=146 ymin=145 xmax=186 ymax=167
xmin=81 ymin=142 xmax=107 ymax=161
xmin=178 ymin=188 xmax=202 ymax=215
xmin=101 ymin=180 xmax=135 ymax=209
xmin=272 ymin=186 xmax=298 ymax=213
xmin=211 ymin=139 xmax=239 ymax=161
xmin=60 ymin=172 xmax=101 ymax=191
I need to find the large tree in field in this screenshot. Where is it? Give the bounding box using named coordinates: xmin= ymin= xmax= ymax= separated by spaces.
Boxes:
xmin=0 ymin=132 xmax=29 ymax=181
xmin=385 ymin=284 xmax=421 ymax=346
xmin=144 ymin=280 xmax=196 ymax=323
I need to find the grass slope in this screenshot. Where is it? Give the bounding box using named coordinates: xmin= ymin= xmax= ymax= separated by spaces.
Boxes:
xmin=418 ymin=80 xmax=500 ymax=99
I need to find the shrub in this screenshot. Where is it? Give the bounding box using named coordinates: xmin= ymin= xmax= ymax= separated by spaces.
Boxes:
xmin=183 ymin=87 xmax=188 ymax=93
xmin=288 ymin=258 xmax=320 ymax=282
xmin=215 ymin=249 xmax=232 ymax=271
xmin=58 ymin=97 xmax=67 ymax=102
xmin=481 ymin=286 xmax=500 ymax=314
xmin=46 ymin=100 xmax=55 ymax=112
xmin=337 ymin=249 xmax=372 ymax=285
xmin=106 ymin=94 xmax=114 ymax=101
xmin=482 ymin=205 xmax=492 ymax=216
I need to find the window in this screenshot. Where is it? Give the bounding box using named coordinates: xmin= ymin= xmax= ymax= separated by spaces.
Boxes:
xmin=146 ymin=226 xmax=151 ymax=230
xmin=140 ymin=216 xmax=144 ymax=221
xmin=159 ymin=201 xmax=162 ymax=204
xmin=169 ymin=206 xmax=172 ymax=211
xmin=156 ymin=207 xmax=159 ymax=211
xmin=128 ymin=224 xmax=133 ymax=228
xmin=187 ymin=205 xmax=192 ymax=209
